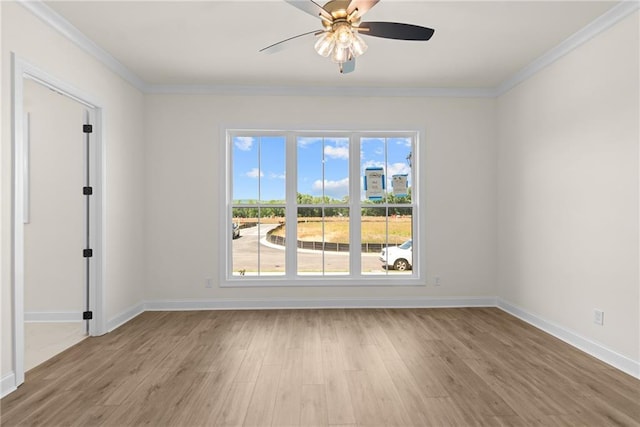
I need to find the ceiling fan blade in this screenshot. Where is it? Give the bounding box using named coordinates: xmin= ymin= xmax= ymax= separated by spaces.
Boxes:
xmin=285 ymin=0 xmax=332 ymax=20
xmin=347 ymin=0 xmax=380 ymax=17
xmin=341 ymin=57 xmax=356 ymax=74
xmin=358 ymin=21 xmax=435 ymax=41
xmin=259 ymin=30 xmax=320 ymax=54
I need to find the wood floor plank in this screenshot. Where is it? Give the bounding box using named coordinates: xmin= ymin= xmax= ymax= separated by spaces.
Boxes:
xmin=2 ymin=308 xmax=638 ymax=427
xmin=70 ymin=405 xmax=117 ymax=426
xmin=462 ymin=355 xmax=570 ymax=421
xmin=217 ymin=380 xmax=256 ymax=426
xmin=171 ymin=369 xmax=239 ymax=426
xmin=358 ymin=344 xmax=415 ymax=426
xmin=399 ymin=355 xmax=450 ymax=398
xmin=129 ymin=371 xmax=208 ymax=426
xmin=321 ymin=340 xmax=357 ymax=425
xmin=262 ymin=311 xmax=293 ymax=366
xmin=317 ymin=309 xmax=338 ymax=341
xmin=344 ymin=369 xmax=384 ymax=426
xmin=287 ymin=309 xmax=306 ymax=350
xmin=438 ymin=353 xmax=517 ymax=418
xmin=175 ymin=347 xmax=250 ymax=426
xmin=356 ymin=310 xmax=402 ymax=361
xmin=420 ymin=396 xmax=474 ymax=426
xmin=271 ymin=348 xmax=304 ymax=426
xmin=382 ymin=357 xmax=433 ymax=426
xmin=301 ymin=313 xmax=324 ymax=385
xmin=242 ymin=364 xmax=281 ymax=427
xmin=300 ymin=384 xmax=329 ymax=426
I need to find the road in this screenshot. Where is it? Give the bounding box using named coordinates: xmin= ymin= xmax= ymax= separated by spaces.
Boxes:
xmin=232 ymin=224 xmax=396 ymax=275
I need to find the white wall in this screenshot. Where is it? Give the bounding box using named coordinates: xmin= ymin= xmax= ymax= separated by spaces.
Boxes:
xmin=1 ymin=2 xmax=146 ymax=380
xmin=497 ymin=11 xmax=639 ymax=363
xmin=144 ymin=94 xmax=498 ymax=302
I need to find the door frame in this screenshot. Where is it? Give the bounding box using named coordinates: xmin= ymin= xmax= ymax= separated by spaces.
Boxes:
xmin=11 ymin=53 xmax=106 ymax=387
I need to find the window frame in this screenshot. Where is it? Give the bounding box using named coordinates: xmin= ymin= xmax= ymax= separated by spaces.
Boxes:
xmin=222 ymin=128 xmax=423 ymax=287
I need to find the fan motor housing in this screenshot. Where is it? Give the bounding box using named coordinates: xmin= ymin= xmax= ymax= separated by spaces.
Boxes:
xmin=321 ymin=0 xmax=362 ymax=30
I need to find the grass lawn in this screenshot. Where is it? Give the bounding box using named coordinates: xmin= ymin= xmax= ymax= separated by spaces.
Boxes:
xmin=271 ymin=217 xmax=411 ymax=244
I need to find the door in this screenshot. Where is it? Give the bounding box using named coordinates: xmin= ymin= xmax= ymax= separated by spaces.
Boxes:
xmin=23 ymin=79 xmax=89 ymax=371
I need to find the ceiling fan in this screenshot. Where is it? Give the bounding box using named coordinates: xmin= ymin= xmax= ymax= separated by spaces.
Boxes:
xmin=259 ymin=0 xmax=435 ymax=74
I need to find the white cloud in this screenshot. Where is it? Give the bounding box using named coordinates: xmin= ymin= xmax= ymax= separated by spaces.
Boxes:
xmin=324 ymin=145 xmax=349 ymax=160
xmin=362 ymin=160 xmax=384 ymax=170
xmin=312 ymin=177 xmax=349 ymax=197
xmin=234 ymin=137 xmax=254 ymax=151
xmin=387 ymin=162 xmax=410 ymax=177
xmin=396 ymin=138 xmax=412 ymax=148
xmin=246 ymin=168 xmax=264 ymax=178
xmin=329 ymin=138 xmax=349 ymax=147
xmin=297 ymin=138 xmax=317 ymax=148
xmin=269 ymin=172 xmax=286 ymax=179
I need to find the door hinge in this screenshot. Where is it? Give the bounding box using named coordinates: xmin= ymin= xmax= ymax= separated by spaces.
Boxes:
xmin=83 ymin=186 xmax=93 ymax=195
xmin=83 ymin=124 xmax=93 ymax=134
xmin=83 ymin=249 xmax=93 ymax=258
xmin=83 ymin=311 xmax=93 ymax=320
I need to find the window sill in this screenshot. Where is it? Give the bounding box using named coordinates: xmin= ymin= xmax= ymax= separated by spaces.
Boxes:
xmin=219 ymin=276 xmax=425 ymax=288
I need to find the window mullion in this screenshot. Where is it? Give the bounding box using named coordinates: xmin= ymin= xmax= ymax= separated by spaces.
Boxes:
xmin=226 ymin=131 xmax=233 ymax=280
xmin=285 ymin=132 xmax=297 ymax=278
xmin=321 ymin=138 xmax=326 ymax=275
xmin=257 ymin=138 xmax=261 ymax=275
xmin=349 ymin=133 xmax=361 ymax=276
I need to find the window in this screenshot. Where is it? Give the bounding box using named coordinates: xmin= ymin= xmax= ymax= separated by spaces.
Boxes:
xmin=224 ymin=130 xmax=420 ymax=286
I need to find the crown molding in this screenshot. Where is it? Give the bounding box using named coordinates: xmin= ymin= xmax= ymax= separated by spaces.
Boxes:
xmin=146 ymin=84 xmax=497 ymax=98
xmin=18 ymin=0 xmax=638 ymax=98
xmin=496 ymin=0 xmax=640 ymax=96
xmin=18 ymin=0 xmax=149 ymax=92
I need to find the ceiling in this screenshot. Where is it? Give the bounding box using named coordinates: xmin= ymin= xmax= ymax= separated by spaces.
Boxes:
xmin=44 ymin=1 xmax=618 ymax=89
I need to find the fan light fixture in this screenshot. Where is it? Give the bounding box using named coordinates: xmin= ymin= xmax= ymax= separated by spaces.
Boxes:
xmin=314 ymin=22 xmax=368 ymax=63
xmin=311 ymin=2 xmax=369 ymax=72
xmin=259 ymin=0 xmax=436 ymax=75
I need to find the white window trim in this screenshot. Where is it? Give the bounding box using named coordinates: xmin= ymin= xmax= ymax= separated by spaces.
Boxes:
xmin=220 ymin=128 xmax=423 ymax=287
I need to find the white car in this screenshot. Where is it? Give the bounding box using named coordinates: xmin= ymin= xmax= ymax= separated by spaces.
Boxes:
xmin=380 ymin=239 xmax=412 ymax=271
xmin=232 ymin=223 xmax=240 ymax=239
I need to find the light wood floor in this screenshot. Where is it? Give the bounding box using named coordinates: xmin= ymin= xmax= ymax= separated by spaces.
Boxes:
xmin=2 ymin=308 xmax=639 ymax=426
xmin=25 ymin=322 xmax=87 ymax=372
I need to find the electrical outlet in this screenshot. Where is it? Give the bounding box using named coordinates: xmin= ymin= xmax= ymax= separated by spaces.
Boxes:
xmin=205 ymin=278 xmax=213 ymax=288
xmin=434 ymin=276 xmax=441 ymax=286
xmin=593 ymin=309 xmax=604 ymax=326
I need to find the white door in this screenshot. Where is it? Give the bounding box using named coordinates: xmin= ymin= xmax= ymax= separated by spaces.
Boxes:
xmin=23 ymin=79 xmax=88 ymax=371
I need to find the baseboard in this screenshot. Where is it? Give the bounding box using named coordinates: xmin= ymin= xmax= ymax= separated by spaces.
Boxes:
xmin=106 ymin=302 xmax=145 ymax=332
xmin=24 ymin=311 xmax=83 ymax=322
xmin=497 ymin=299 xmax=640 ymax=379
xmin=1 ymin=372 xmax=17 ymax=398
xmin=143 ymin=296 xmax=498 ymax=311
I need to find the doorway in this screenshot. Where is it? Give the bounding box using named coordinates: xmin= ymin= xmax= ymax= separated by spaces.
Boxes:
xmin=12 ymin=56 xmax=105 ymax=387
xmin=23 ymin=79 xmax=88 ymax=371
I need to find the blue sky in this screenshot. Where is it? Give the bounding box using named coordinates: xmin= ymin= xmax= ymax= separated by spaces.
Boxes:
xmin=232 ymin=135 xmax=412 ymax=203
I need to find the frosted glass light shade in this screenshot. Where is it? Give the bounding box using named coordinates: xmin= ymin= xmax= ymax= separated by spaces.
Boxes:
xmin=314 ymin=32 xmax=335 ymax=57
xmin=334 ymin=23 xmax=354 ymax=47
xmin=331 ymin=45 xmax=350 ymax=63
xmin=351 ymin=33 xmax=368 ymax=57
